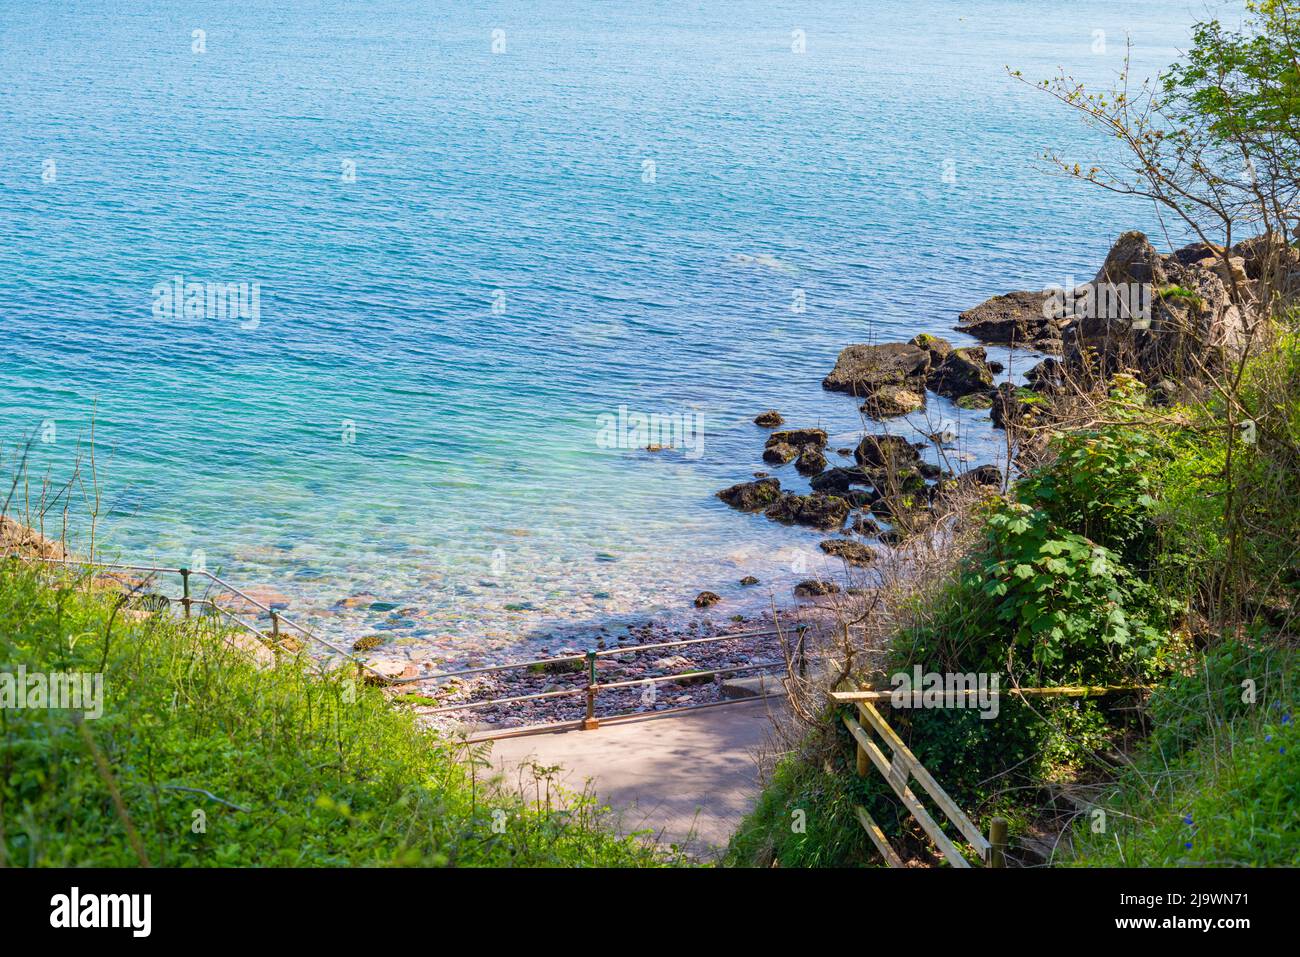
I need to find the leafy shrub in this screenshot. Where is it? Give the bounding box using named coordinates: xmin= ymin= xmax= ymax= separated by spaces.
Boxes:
xmin=1018 ymin=424 xmax=1164 ymax=569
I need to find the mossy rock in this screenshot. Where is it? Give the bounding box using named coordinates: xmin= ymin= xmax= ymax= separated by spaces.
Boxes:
xmin=956 ymin=392 xmax=994 ymax=410
xmin=352 ymin=635 xmax=386 ymax=653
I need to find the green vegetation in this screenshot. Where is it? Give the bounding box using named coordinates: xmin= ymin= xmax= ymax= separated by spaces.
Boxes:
xmin=731 ymin=0 xmax=1300 ymax=871
xmin=730 ymin=351 xmax=1299 ymax=867
xmin=0 ymin=560 xmax=673 ymax=867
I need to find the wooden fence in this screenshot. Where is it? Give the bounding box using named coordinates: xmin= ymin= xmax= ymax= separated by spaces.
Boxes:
xmin=829 ymin=685 xmax=1147 ymax=868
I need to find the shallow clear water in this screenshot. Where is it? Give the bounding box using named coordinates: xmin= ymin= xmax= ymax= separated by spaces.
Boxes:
xmin=0 ymin=0 xmax=1206 ymax=662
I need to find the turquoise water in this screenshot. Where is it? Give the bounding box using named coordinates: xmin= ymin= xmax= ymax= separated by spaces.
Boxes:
xmin=0 ymin=1 xmax=1206 ymax=662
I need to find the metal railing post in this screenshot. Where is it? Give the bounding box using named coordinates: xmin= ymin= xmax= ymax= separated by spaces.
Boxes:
xmin=581 ymin=649 xmax=600 ymax=730
xmin=179 ymin=567 xmax=191 ymax=620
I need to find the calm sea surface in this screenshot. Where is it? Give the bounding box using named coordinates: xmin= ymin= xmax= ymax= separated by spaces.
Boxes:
xmin=0 ymin=0 xmax=1212 ymax=662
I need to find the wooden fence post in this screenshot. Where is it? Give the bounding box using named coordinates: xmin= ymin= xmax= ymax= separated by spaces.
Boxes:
xmin=988 ymin=817 xmax=1008 ymax=868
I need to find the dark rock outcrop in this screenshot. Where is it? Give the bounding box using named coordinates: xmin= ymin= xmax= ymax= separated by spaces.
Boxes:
xmin=753 ymin=410 xmax=784 ymax=427
xmin=765 ymin=493 xmax=851 ymax=530
xmin=716 ymin=477 xmax=782 ymax=512
xmin=823 ymin=342 xmax=931 ymax=397
xmin=957 ymin=291 xmax=1062 ymax=353
xmin=927 ymin=346 xmax=995 ymax=398
xmin=794 ymin=579 xmax=840 ymax=597
xmin=854 ymin=434 xmax=923 ymax=471
xmin=694 ymin=591 xmax=721 ymax=608
xmin=819 ymin=538 xmax=876 ymax=566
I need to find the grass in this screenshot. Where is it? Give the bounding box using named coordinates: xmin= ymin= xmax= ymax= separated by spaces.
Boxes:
xmin=1068 ymin=640 xmax=1297 ymax=866
xmin=0 ymin=559 xmax=676 ymax=867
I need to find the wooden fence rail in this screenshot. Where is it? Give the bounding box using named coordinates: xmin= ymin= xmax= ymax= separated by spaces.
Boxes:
xmin=828 ymin=684 xmax=1149 ymax=868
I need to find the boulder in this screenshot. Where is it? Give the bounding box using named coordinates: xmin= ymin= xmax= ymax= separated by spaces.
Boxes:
xmin=768 ymin=428 xmax=828 ymax=449
xmin=854 ymin=434 xmax=923 ymax=472
xmin=869 ymin=491 xmax=930 ymax=524
xmin=753 ymin=410 xmax=784 ymax=427
xmin=739 ymin=575 xmax=759 ymax=586
xmin=823 ymin=342 xmax=931 ymax=397
xmin=1232 ymin=232 xmax=1300 ymax=289
xmin=848 ymin=513 xmax=882 ymax=537
xmin=819 ymin=538 xmax=876 ymax=566
xmin=716 ymin=477 xmax=782 ymax=512
xmin=693 ymin=591 xmax=721 ymax=608
xmin=1024 ymin=358 xmax=1063 ymax=391
xmin=794 ymin=579 xmax=840 ymax=597
xmin=910 ymin=333 xmax=954 ymax=363
xmin=927 ymin=346 xmax=995 ymax=398
xmin=809 ymin=466 xmax=874 ymax=495
xmin=861 ymin=385 xmax=925 ymax=418
xmin=956 ymin=392 xmax=994 ymax=410
xmin=765 ymin=493 xmax=850 ymax=530
xmin=1094 ymin=230 xmax=1168 ymax=287
xmin=761 ymin=442 xmax=799 ymax=465
xmin=960 ymin=464 xmax=1003 ymax=488
xmin=795 ymin=446 xmax=828 ymax=475
xmin=957 ymin=291 xmax=1061 ymax=352
xmin=990 ymin=383 xmax=1045 ymax=431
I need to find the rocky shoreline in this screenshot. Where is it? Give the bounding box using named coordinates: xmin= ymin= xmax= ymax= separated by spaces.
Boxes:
xmin=403 ymin=228 xmax=1282 ymax=731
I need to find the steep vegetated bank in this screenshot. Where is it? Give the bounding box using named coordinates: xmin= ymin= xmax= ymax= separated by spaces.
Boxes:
xmin=729 ymin=1 xmax=1300 ymax=867
xmin=0 ymin=557 xmax=679 ymax=866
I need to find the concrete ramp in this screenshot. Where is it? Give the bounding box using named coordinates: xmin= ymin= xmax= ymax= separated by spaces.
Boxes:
xmin=487 ymin=699 xmax=781 ymax=859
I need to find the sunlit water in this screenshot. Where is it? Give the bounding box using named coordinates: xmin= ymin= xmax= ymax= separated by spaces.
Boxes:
xmin=0 ymin=0 xmax=1209 ymax=664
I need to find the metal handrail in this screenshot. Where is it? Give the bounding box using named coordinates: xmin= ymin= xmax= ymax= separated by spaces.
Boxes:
xmin=13 ymin=553 xmax=387 ymax=680
xmin=391 ymin=626 xmax=787 ymax=685
xmin=9 ymin=552 xmax=798 ymax=731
